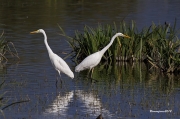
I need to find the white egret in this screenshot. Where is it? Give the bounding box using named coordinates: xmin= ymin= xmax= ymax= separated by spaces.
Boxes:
xmin=75 ymin=33 xmax=130 ymax=75
xmin=30 ymin=29 xmax=74 ymax=86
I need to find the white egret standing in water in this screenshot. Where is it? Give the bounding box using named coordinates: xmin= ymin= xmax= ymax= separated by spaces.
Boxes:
xmin=30 ymin=29 xmax=74 ymax=86
xmin=75 ymin=33 xmax=130 ymax=76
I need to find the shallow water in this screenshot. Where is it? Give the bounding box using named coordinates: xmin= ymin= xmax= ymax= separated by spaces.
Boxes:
xmin=0 ymin=0 xmax=180 ymax=119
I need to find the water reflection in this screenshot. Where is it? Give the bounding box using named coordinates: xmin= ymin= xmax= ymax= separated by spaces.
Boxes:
xmin=1 ymin=61 xmax=180 ymax=119
xmin=43 ymin=90 xmax=112 ymax=119
xmin=43 ymin=91 xmax=74 ymax=117
xmin=38 ymin=62 xmax=180 ymax=119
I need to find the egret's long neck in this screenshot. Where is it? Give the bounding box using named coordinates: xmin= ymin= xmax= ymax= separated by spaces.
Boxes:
xmin=100 ymin=34 xmax=119 ymax=55
xmin=42 ymin=31 xmax=54 ymax=54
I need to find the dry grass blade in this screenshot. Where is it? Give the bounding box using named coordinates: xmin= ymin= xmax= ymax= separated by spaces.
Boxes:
xmin=2 ymin=100 xmax=30 ymax=110
xmin=6 ymin=42 xmax=20 ymax=59
xmin=0 ymin=109 xmax=5 ymax=119
xmin=0 ymin=53 xmax=8 ymax=63
xmin=0 ymin=30 xmax=19 ymax=63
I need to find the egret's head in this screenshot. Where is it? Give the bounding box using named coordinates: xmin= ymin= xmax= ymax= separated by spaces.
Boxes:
xmin=30 ymin=29 xmax=44 ymax=34
xmin=116 ymin=33 xmax=130 ymax=38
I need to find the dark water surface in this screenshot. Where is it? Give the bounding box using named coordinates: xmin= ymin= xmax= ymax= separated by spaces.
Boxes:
xmin=1 ymin=0 xmax=180 ymax=119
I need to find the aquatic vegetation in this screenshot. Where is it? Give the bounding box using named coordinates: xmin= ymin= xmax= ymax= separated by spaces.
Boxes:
xmin=0 ymin=79 xmax=30 ymax=118
xmin=58 ymin=20 xmax=180 ymax=73
xmin=0 ymin=81 xmax=6 ymax=118
xmin=58 ymin=23 xmax=123 ymax=62
xmin=0 ymin=31 xmax=19 ymax=63
xmin=142 ymin=21 xmax=180 ymax=73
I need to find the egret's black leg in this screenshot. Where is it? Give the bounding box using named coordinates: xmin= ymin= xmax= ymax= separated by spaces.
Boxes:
xmin=58 ymin=71 xmax=63 ymax=88
xmin=90 ymin=68 xmax=94 ymax=82
xmin=56 ymin=71 xmax=61 ymax=88
xmin=60 ymin=76 xmax=63 ymax=86
xmin=90 ymin=68 xmax=94 ymax=78
xmin=56 ymin=77 xmax=58 ymax=88
xmin=87 ymin=69 xmax=91 ymax=77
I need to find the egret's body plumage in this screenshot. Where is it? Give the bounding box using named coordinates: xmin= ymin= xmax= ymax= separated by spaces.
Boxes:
xmin=49 ymin=53 xmax=74 ymax=78
xmin=75 ymin=33 xmax=130 ymax=73
xmin=75 ymin=51 xmax=102 ymax=72
xmin=31 ymin=29 xmax=74 ymax=80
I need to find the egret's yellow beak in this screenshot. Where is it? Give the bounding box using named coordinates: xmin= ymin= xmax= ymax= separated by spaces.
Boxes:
xmin=123 ymin=35 xmax=131 ymax=38
xmin=30 ymin=30 xmax=39 ymax=34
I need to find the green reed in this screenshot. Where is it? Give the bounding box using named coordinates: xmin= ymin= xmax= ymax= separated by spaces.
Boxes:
xmin=59 ymin=23 xmax=130 ymax=62
xmin=143 ymin=21 xmax=180 ymax=73
xmin=59 ymin=20 xmax=180 ymax=73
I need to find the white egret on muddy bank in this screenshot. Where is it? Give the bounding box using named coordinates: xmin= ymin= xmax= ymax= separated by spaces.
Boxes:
xmin=30 ymin=29 xmax=74 ymax=86
xmin=75 ymin=33 xmax=130 ymax=75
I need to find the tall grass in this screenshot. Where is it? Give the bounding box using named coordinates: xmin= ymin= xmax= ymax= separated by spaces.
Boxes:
xmin=59 ymin=20 xmax=180 ymax=73
xmin=59 ymin=23 xmax=131 ymax=62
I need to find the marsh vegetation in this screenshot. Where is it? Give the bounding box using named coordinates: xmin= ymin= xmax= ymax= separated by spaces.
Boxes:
xmin=59 ymin=20 xmax=180 ymax=73
xmin=0 ymin=31 xmax=19 ymax=63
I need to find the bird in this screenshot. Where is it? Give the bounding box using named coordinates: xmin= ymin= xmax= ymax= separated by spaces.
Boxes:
xmin=30 ymin=29 xmax=74 ymax=86
xmin=75 ymin=33 xmax=130 ymax=76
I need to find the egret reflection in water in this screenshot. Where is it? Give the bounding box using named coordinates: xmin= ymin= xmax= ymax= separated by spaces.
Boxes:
xmin=42 ymin=90 xmax=114 ymax=118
